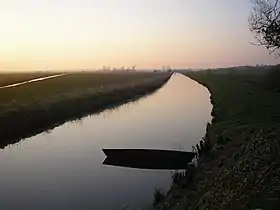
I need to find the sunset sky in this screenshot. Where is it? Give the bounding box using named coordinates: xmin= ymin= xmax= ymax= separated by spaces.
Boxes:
xmin=0 ymin=0 xmax=279 ymax=71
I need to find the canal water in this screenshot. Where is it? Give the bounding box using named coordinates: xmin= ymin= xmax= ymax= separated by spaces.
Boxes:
xmin=0 ymin=73 xmax=212 ymax=210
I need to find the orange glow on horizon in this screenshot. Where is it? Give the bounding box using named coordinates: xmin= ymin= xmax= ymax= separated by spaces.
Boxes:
xmin=0 ymin=0 xmax=278 ymax=71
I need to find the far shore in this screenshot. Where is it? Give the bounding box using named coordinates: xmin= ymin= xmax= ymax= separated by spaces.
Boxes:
xmin=0 ymin=71 xmax=172 ymax=149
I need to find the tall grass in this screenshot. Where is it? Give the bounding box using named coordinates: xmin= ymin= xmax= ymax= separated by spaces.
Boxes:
xmin=153 ymin=188 xmax=165 ymax=206
xmin=172 ymin=164 xmax=196 ymax=188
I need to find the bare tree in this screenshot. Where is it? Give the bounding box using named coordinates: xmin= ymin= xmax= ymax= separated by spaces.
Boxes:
xmin=249 ymin=0 xmax=280 ymax=54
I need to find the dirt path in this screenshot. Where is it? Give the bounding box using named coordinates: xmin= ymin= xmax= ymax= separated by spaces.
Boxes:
xmin=0 ymin=73 xmax=67 ymax=89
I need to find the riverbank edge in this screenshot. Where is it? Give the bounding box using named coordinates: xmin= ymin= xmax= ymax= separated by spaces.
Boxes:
xmin=153 ymin=72 xmax=280 ymax=210
xmin=148 ymin=73 xmax=215 ymax=210
xmin=0 ymin=73 xmax=172 ymax=149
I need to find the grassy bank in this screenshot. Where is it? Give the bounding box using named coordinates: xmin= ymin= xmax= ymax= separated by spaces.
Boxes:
xmin=154 ymin=68 xmax=280 ymax=210
xmin=0 ymin=71 xmax=171 ymax=149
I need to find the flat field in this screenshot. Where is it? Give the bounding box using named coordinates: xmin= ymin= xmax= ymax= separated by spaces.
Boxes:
xmin=0 ymin=71 xmax=168 ymax=110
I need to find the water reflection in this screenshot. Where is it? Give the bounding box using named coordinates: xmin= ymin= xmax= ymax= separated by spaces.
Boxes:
xmin=0 ymin=73 xmax=212 ymax=210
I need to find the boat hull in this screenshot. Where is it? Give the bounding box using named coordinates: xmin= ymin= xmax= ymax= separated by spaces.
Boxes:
xmin=102 ymin=149 xmax=195 ymax=170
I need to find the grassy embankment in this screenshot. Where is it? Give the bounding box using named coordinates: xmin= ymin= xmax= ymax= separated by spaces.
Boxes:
xmin=0 ymin=72 xmax=61 ymax=87
xmin=154 ymin=67 xmax=280 ymax=210
xmin=0 ymin=71 xmax=171 ymax=149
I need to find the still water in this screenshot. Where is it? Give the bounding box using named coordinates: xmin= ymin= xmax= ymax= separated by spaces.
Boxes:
xmin=0 ymin=73 xmax=212 ymax=210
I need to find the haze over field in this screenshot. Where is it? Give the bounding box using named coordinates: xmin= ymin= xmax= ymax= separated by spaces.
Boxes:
xmin=0 ymin=0 xmax=279 ymax=71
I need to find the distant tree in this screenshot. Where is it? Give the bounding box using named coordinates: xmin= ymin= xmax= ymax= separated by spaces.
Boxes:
xmin=249 ymin=0 xmax=280 ymax=54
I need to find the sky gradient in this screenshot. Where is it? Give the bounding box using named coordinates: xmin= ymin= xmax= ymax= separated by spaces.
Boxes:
xmin=0 ymin=0 xmax=279 ymax=71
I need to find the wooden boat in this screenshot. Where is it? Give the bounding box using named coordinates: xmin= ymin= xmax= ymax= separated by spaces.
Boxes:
xmin=103 ymin=149 xmax=195 ymax=160
xmin=102 ymin=149 xmax=195 ymax=170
